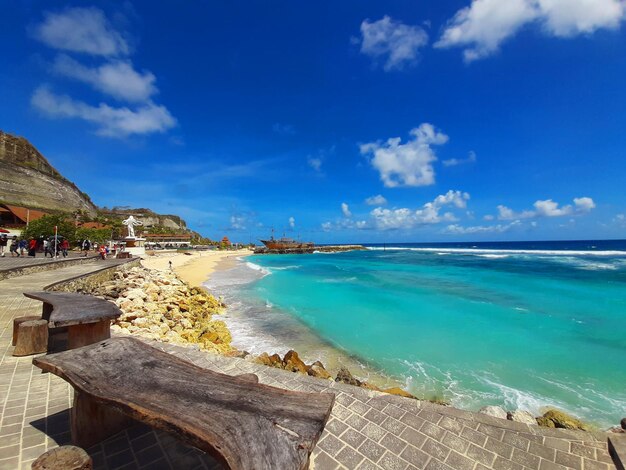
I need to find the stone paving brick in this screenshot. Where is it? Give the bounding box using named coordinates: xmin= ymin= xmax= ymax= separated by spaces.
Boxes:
xmin=420 ymin=421 xmax=446 ymax=443
xmin=400 ymin=413 xmax=426 ymax=431
xmin=346 ymin=412 xmax=369 ymax=430
xmin=438 ymin=415 xmax=464 ymax=435
xmin=378 ymin=451 xmax=408 ymax=470
xmin=512 ymin=447 xmax=541 ymax=469
xmin=358 ymin=438 xmax=386 ymax=463
xmin=361 ymin=422 xmax=387 ymax=442
xmin=445 ymin=450 xmax=474 ymax=470
xmin=357 ymin=459 xmax=380 ymax=470
xmin=554 ymin=449 xmax=582 ymax=469
xmin=493 ymin=455 xmax=525 ymax=470
xmin=485 ymin=436 xmax=514 ymax=459
xmin=424 ymin=458 xmax=454 ymax=470
xmin=441 ymin=430 xmax=470 ymax=454
xmin=399 ymin=443 xmax=429 ymax=468
xmin=381 ymin=416 xmax=407 ymax=435
xmin=336 ymin=445 xmax=365 ymax=468
xmin=421 ymin=437 xmax=451 ymax=462
xmin=466 ymin=442 xmax=496 ymax=467
xmin=318 ymin=433 xmax=346 ymax=456
xmin=383 ymin=404 xmax=406 ymax=420
xmin=502 ymin=431 xmax=531 ymax=452
xmin=582 ymin=459 xmax=611 ymax=470
xmin=340 ymin=427 xmax=367 ymax=449
xmin=478 ymin=422 xmax=506 ymax=440
xmin=326 ymin=418 xmax=349 ymax=437
xmin=313 ymin=452 xmax=344 ymax=470
xmin=380 ymin=432 xmax=407 ymax=455
xmin=538 ymin=458 xmax=569 ymax=470
xmin=400 ymin=427 xmax=427 ymax=449
xmin=569 ymin=441 xmax=595 ymax=459
xmin=530 ymin=441 xmax=556 ymax=462
xmin=461 ymin=425 xmax=488 ymax=447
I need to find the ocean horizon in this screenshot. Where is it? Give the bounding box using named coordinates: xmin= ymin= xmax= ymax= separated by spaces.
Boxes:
xmin=206 ymin=239 xmax=626 ymax=428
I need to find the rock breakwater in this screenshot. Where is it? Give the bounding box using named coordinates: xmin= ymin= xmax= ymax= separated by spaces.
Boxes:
xmin=72 ymin=265 xmax=234 ymax=354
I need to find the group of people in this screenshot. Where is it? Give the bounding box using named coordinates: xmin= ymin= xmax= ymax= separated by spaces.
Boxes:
xmin=0 ymin=234 xmax=113 ymax=258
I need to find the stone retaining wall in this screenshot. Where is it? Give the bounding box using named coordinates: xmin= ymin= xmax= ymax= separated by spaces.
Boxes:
xmin=45 ymin=259 xmax=141 ymax=292
xmin=0 ymin=256 xmax=101 ymax=282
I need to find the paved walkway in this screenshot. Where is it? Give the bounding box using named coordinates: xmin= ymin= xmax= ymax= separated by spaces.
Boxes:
xmin=0 ymin=264 xmax=616 ymax=469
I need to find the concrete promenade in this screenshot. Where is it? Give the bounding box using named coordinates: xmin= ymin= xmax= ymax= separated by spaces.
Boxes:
xmin=0 ymin=263 xmax=617 ymax=469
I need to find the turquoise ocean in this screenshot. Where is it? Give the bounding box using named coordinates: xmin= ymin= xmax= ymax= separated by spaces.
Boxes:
xmin=205 ymin=240 xmax=626 ymax=428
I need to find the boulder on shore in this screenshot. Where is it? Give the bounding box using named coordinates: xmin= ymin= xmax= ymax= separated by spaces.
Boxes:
xmin=307 ymin=361 xmax=332 ymax=380
xmin=537 ymin=409 xmax=591 ymax=431
xmin=283 ymin=350 xmax=308 ymax=374
xmin=507 ymin=410 xmax=537 ymax=425
xmin=383 ymin=387 xmax=416 ymax=399
xmin=479 ymin=405 xmax=508 ymax=420
xmin=335 ymin=367 xmax=362 ymax=386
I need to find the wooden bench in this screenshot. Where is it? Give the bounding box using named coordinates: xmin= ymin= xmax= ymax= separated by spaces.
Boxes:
xmin=33 ymin=337 xmax=334 ymax=470
xmin=21 ymin=292 xmax=122 ymax=352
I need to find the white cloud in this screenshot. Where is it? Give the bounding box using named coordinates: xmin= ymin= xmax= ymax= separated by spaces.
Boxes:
xmin=32 ymin=7 xmax=129 ymax=57
xmin=370 ymin=190 xmax=468 ymax=230
xmin=53 ymin=55 xmax=157 ymax=102
xmin=357 ymin=16 xmax=429 ymax=71
xmin=496 ymin=197 xmax=595 ymax=220
xmin=230 ymin=215 xmax=246 ymax=230
xmin=307 ymin=157 xmax=322 ymax=172
xmin=289 ymin=216 xmax=295 ymax=228
xmin=444 ymin=220 xmax=521 ymax=234
xmin=538 ymin=0 xmax=625 ymax=36
xmin=31 ymin=86 xmax=176 ymax=137
xmin=442 ymin=150 xmax=477 ymax=167
xmin=533 ymin=199 xmax=573 ymax=217
xmin=497 ymin=204 xmax=535 ymax=220
xmin=483 ymin=214 xmax=495 ymax=221
xmin=573 ymin=196 xmax=595 ymax=212
xmin=365 ymin=194 xmax=388 ymax=206
xmin=322 ymin=190 xmax=469 ymax=231
xmin=360 ymin=123 xmax=448 ymax=187
xmin=436 ymin=0 xmax=625 ymax=62
xmin=341 ymin=203 xmax=352 ymax=218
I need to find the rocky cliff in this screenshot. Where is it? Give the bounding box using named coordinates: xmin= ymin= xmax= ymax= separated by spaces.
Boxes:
xmin=0 ymin=131 xmax=97 ymax=215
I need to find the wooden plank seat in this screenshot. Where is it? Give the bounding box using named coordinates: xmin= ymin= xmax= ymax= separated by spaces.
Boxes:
xmin=33 ymin=337 xmax=335 ymax=470
xmin=23 ymin=291 xmax=122 ymax=351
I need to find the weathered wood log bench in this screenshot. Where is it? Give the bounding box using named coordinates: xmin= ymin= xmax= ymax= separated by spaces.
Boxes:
xmin=33 ymin=337 xmax=335 ymax=470
xmin=14 ymin=292 xmax=122 ymax=354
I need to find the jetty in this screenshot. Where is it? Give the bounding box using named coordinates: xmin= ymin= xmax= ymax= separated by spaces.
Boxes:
xmin=253 ymin=244 xmax=367 ymax=254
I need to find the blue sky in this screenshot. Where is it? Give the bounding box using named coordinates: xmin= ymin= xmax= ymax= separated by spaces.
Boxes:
xmin=1 ymin=1 xmax=625 ymax=243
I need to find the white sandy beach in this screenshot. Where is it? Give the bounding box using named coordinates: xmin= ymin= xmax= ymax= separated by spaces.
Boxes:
xmin=141 ymin=248 xmax=253 ymax=287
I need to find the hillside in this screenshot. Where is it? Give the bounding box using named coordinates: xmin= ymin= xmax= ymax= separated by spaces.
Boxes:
xmin=0 ymin=130 xmax=97 ymax=215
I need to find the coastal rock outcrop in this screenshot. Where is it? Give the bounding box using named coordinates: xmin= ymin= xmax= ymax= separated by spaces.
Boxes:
xmin=537 ymin=409 xmax=591 ymax=431
xmin=335 ymin=367 xmax=362 ymax=387
xmin=252 ymin=351 xmax=333 ymax=379
xmin=72 ymin=266 xmax=232 ymax=354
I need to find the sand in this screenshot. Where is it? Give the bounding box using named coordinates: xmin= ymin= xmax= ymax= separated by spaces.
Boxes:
xmin=140 ymin=249 xmax=253 ymax=287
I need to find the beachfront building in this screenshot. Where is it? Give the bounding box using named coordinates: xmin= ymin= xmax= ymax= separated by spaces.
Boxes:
xmin=144 ymin=233 xmax=192 ymax=249
xmin=0 ymin=204 xmax=48 ymax=236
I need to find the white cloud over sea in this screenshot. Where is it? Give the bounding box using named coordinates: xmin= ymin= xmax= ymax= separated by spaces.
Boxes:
xmin=360 ymin=123 xmax=448 ymax=188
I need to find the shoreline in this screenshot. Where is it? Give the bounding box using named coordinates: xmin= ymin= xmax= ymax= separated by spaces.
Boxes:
xmin=141 ymin=248 xmax=253 ymax=287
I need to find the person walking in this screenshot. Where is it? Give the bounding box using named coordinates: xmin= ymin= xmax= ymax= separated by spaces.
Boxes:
xmin=60 ymin=238 xmax=69 ymax=257
xmin=9 ymin=236 xmax=20 ymax=257
xmin=28 ymin=237 xmax=37 ymax=257
xmin=98 ymin=244 xmax=107 ymax=260
xmin=82 ymin=239 xmax=91 ymax=257
xmin=18 ymin=238 xmax=27 ymax=256
xmin=0 ymin=234 xmax=7 ymax=257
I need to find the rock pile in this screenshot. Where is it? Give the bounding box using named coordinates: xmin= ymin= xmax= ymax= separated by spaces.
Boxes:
xmin=74 ymin=266 xmax=233 ymax=354
xmin=479 ymin=405 xmax=593 ymax=430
